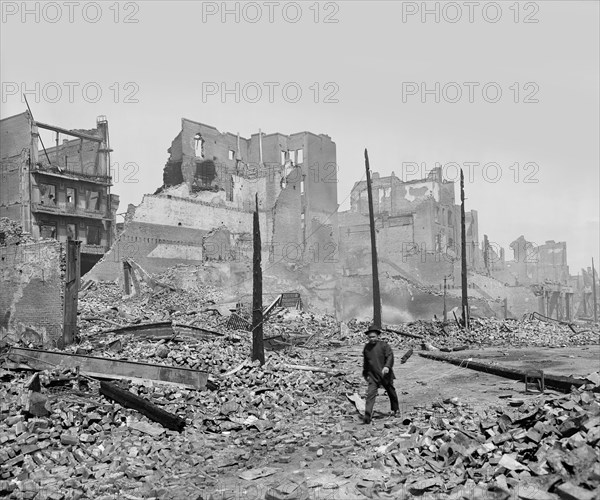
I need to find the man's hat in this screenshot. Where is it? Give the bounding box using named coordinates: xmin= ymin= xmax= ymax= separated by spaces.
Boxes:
xmin=365 ymin=325 xmax=381 ymax=334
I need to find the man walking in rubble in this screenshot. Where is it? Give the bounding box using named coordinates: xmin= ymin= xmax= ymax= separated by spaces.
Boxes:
xmin=362 ymin=327 xmax=399 ymax=424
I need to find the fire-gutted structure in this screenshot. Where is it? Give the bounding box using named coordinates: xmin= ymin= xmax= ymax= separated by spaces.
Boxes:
xmin=338 ymin=167 xmax=480 ymax=279
xmin=0 ymin=111 xmax=119 ymax=274
xmin=161 ymin=117 xmax=338 ymax=261
xmin=89 ymin=118 xmax=338 ymax=309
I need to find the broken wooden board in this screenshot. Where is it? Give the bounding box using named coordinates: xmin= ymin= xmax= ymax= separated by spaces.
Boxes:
xmin=383 ymin=327 xmax=424 ymax=340
xmin=100 ymin=381 xmax=185 ymax=432
xmin=98 ymin=321 xmax=174 ymax=337
xmin=347 ymin=393 xmax=366 ymax=416
xmin=173 ymin=323 xmax=224 ymax=338
xmin=7 ymin=347 xmax=208 ymax=390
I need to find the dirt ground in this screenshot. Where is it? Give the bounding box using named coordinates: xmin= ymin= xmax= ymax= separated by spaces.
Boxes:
xmin=203 ymin=343 xmax=600 ymax=499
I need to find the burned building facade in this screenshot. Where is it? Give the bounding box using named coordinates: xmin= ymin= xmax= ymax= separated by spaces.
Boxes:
xmin=0 ymin=111 xmax=119 ymax=274
xmin=338 ymin=167 xmax=480 ymax=283
xmin=161 ymin=118 xmax=338 ymax=265
xmin=89 ymin=119 xmax=338 ymax=309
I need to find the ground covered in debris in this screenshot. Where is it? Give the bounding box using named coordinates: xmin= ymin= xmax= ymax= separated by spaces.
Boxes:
xmin=1 ymin=280 xmax=599 ymax=499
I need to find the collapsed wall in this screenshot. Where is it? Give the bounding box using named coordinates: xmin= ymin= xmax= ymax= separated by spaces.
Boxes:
xmin=0 ymin=238 xmax=63 ymax=347
xmin=87 ymin=190 xmax=261 ymax=283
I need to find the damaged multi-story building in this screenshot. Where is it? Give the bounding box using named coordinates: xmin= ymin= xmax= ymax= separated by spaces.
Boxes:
xmin=335 ymin=167 xmax=487 ymax=322
xmin=339 ymin=167 xmax=480 ymax=279
xmin=0 ymin=111 xmax=119 ymax=274
xmin=89 ymin=118 xmax=338 ymax=310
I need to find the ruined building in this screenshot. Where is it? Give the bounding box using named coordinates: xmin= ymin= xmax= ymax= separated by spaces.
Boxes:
xmin=335 ymin=167 xmax=488 ymax=323
xmin=89 ymin=118 xmax=338 ymax=309
xmin=0 ymin=111 xmax=119 ymax=274
xmin=338 ymin=167 xmax=480 ymax=282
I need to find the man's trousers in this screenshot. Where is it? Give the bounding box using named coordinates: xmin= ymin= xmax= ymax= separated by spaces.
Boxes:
xmin=365 ymin=376 xmax=399 ymax=420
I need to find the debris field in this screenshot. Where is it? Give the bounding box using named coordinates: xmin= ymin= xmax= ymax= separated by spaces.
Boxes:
xmin=1 ymin=276 xmax=599 ymax=500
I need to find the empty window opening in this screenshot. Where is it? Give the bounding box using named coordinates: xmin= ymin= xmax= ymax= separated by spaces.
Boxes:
xmin=85 ymin=189 xmax=101 ymax=210
xmin=39 ymin=183 xmax=56 ymax=205
xmin=195 ymin=159 xmax=217 ymax=187
xmin=194 ymin=133 xmax=204 ymax=158
xmin=300 ymin=180 xmax=305 ymax=194
xmin=40 ymin=223 xmax=57 ymax=239
xmin=67 ymin=223 xmax=77 ymax=240
xmin=86 ymin=226 xmax=101 ymax=245
xmin=66 ymin=187 xmax=76 ymax=207
xmin=228 ymin=150 xmax=235 ymax=160
xmin=296 ymin=149 xmax=303 ymax=164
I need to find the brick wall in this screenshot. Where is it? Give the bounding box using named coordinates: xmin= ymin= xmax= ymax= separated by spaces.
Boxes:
xmin=0 ymin=240 xmax=63 ymax=347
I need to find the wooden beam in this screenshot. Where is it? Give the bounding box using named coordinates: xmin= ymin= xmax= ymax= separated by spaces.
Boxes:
xmin=252 ymin=194 xmax=265 ymax=365
xmin=63 ymin=240 xmax=81 ymax=347
xmin=100 ymin=381 xmax=185 ymax=431
xmin=364 ymin=149 xmax=382 ymax=329
xmin=7 ymin=347 xmax=208 ymax=390
xmin=35 ymin=121 xmax=104 ymax=143
xmin=97 ymin=321 xmax=174 ymax=337
xmin=383 ymin=328 xmax=423 ymax=340
xmin=418 ymin=352 xmax=588 ymax=393
xmin=123 ymin=261 xmax=131 ymax=295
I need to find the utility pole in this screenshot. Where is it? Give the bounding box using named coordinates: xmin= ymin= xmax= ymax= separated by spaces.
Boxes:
xmin=593 ymin=258 xmax=598 ymax=323
xmin=364 ymin=149 xmax=382 ymax=329
xmin=443 ymin=276 xmax=448 ymax=322
xmin=460 ymin=169 xmax=469 ymax=329
xmin=252 ymin=193 xmax=265 ymax=364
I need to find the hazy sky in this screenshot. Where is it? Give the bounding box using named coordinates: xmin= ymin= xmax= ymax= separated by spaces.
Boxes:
xmin=1 ymin=1 xmax=598 ymax=271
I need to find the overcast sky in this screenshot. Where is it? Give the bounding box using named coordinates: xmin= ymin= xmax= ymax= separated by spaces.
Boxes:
xmin=1 ymin=1 xmax=598 ymax=272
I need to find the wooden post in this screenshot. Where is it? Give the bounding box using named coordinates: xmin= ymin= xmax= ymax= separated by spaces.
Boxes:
xmin=123 ymin=261 xmax=131 ymax=295
xmin=252 ymin=193 xmax=265 ymax=365
xmin=592 ymin=258 xmax=598 ymax=322
xmin=63 ymin=240 xmax=81 ymax=347
xmin=483 ymin=234 xmax=490 ymax=275
xmin=460 ymin=169 xmax=469 ymax=329
xmin=443 ymin=276 xmax=447 ymax=322
xmin=364 ymin=149 xmax=382 ymax=329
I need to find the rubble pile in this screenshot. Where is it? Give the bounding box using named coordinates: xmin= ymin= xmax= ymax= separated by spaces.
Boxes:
xmin=1 ymin=274 xmax=599 ymax=499
xmin=78 ymin=280 xmax=226 ymax=334
xmin=343 ymin=318 xmax=600 ymax=351
xmin=347 ymin=378 xmax=600 ymax=500
xmin=0 ymin=218 xmax=35 ymax=246
xmin=0 ymin=339 xmax=353 ymax=499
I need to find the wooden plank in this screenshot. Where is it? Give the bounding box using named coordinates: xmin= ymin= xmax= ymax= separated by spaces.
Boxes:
xmin=262 ymin=295 xmax=282 ymax=319
xmin=7 ymin=347 xmax=207 ymax=390
xmin=100 ymin=381 xmax=185 ymax=431
xmin=98 ymin=321 xmax=174 ymax=337
xmin=383 ymin=328 xmax=424 ymax=340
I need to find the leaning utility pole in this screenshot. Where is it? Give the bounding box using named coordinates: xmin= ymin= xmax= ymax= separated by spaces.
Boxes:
xmin=364 ymin=149 xmax=382 ymax=329
xmin=460 ymin=169 xmax=469 ymax=329
xmin=593 ymin=258 xmax=598 ymax=323
xmin=252 ymin=193 xmax=265 ymax=364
